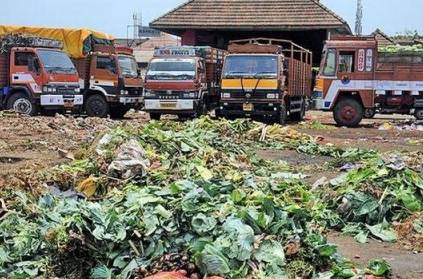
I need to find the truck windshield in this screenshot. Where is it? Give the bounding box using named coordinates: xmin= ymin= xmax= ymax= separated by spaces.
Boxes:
xmin=146 ymin=58 xmax=196 ymax=80
xmin=37 ymin=49 xmax=77 ymax=74
xmin=223 ymin=55 xmax=278 ymax=78
xmin=118 ymin=55 xmax=139 ymax=78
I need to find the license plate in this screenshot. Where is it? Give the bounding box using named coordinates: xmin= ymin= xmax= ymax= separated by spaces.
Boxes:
xmin=160 ymin=102 xmax=177 ymax=109
xmin=243 ymin=103 xmax=254 ymax=111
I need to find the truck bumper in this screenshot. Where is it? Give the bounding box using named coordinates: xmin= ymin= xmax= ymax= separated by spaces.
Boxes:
xmin=144 ymin=99 xmax=200 ymax=114
xmin=311 ymin=91 xmax=328 ymax=110
xmin=219 ymin=100 xmax=280 ymax=117
xmin=40 ymin=94 xmax=84 ymax=108
xmin=104 ymin=95 xmax=143 ymax=109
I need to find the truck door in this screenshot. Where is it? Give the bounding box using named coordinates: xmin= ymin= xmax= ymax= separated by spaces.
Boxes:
xmin=337 ymin=49 xmax=375 ymax=107
xmin=90 ymin=55 xmax=118 ymax=95
xmin=337 ymin=51 xmax=356 ymax=82
xmin=12 ymin=51 xmax=43 ymax=94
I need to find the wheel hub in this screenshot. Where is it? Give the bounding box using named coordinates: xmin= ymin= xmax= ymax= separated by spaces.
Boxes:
xmin=13 ymin=98 xmax=32 ymax=115
xmin=341 ymin=105 xmax=356 ymax=120
xmin=90 ymin=99 xmax=105 ymax=115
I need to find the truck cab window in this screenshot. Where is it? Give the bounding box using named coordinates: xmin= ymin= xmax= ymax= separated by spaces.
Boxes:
xmin=322 ymin=49 xmax=336 ymax=76
xmin=97 ymin=56 xmax=116 ymax=73
xmin=339 ymin=51 xmax=355 ymax=73
xmin=15 ymin=52 xmax=34 ymax=66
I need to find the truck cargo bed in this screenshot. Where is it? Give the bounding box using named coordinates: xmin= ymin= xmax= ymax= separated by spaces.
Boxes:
xmin=0 ymin=53 xmax=8 ymax=88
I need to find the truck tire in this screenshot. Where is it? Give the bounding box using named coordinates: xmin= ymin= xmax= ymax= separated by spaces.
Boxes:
xmin=364 ymin=108 xmax=376 ymax=119
xmin=149 ymin=113 xmax=161 ymax=120
xmin=110 ymin=106 xmax=129 ymax=119
xmin=333 ymin=98 xmax=364 ymax=127
xmin=7 ymin=93 xmax=38 ymax=116
xmin=85 ymin=95 xmax=109 ymax=118
xmin=278 ymin=103 xmax=288 ymax=125
xmin=290 ymin=99 xmax=306 ymax=121
xmin=415 ymin=108 xmax=423 ymax=120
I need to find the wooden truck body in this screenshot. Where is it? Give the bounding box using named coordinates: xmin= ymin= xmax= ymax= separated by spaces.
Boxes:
xmin=219 ymin=38 xmax=312 ymax=124
xmin=0 ymin=35 xmax=81 ymax=116
xmin=314 ymin=36 xmax=423 ymax=126
xmin=143 ymin=46 xmax=226 ymax=120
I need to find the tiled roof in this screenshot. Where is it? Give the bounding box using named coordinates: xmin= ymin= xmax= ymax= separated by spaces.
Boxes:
xmin=151 ymin=0 xmax=350 ymax=32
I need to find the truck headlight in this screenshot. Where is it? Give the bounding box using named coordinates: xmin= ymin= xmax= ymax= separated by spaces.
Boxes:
xmin=143 ymin=90 xmax=153 ymax=97
xmin=120 ymin=90 xmax=129 ymax=95
xmin=184 ymin=92 xmax=198 ymax=98
xmin=74 ymin=88 xmax=80 ymax=93
xmin=222 ymin=93 xmax=230 ymax=98
xmin=43 ymin=86 xmax=57 ymax=93
xmin=267 ymin=93 xmax=277 ymax=99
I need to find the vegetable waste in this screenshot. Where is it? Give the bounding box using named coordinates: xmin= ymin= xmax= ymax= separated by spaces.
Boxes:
xmin=1 ymin=117 xmax=419 ymax=279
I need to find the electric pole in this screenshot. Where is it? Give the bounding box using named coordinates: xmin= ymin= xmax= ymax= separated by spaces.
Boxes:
xmin=355 ymin=0 xmax=363 ymax=36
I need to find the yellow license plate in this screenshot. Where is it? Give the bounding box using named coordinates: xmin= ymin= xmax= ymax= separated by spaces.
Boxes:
xmin=160 ymin=102 xmax=176 ymax=109
xmin=243 ymin=103 xmax=254 ymax=111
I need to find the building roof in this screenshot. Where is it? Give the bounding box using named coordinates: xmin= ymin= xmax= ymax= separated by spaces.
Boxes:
xmin=371 ymin=28 xmax=394 ymax=46
xmin=150 ymin=0 xmax=351 ymax=33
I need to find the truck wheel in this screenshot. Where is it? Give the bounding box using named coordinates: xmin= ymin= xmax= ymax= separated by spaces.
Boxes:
xmin=85 ymin=95 xmax=109 ymax=118
xmin=7 ymin=93 xmax=38 ymax=116
xmin=364 ymin=108 xmax=376 ymax=119
xmin=149 ymin=113 xmax=161 ymax=120
xmin=290 ymin=99 xmax=306 ymax=121
xmin=278 ymin=103 xmax=287 ymax=125
xmin=110 ymin=106 xmax=129 ymax=119
xmin=415 ymin=108 xmax=423 ymax=120
xmin=333 ymin=98 xmax=364 ymax=127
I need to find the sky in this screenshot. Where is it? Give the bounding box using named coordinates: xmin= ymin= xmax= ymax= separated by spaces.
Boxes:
xmin=0 ymin=0 xmax=422 ymax=38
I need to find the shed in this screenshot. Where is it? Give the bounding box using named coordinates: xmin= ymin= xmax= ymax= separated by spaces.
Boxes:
xmin=150 ymin=0 xmax=351 ymax=64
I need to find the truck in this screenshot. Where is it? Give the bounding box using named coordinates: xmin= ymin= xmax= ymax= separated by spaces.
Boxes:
xmin=0 ymin=32 xmax=82 ymax=115
xmin=72 ymin=42 xmax=143 ymax=118
xmin=0 ymin=26 xmax=143 ymax=118
xmin=314 ymin=35 xmax=423 ymax=126
xmin=219 ymin=38 xmax=313 ymax=124
xmin=143 ymin=46 xmax=226 ymax=120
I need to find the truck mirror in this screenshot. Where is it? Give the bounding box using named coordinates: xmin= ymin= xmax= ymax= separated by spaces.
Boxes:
xmin=34 ymin=59 xmax=41 ymax=74
xmin=137 ymin=69 xmax=141 ymax=77
xmin=28 ymin=57 xmax=41 ymax=74
xmin=28 ymin=58 xmax=35 ymax=72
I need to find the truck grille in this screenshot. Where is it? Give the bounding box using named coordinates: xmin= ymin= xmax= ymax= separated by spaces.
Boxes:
xmin=56 ymin=86 xmax=78 ymax=95
xmin=224 ymin=90 xmax=279 ymax=99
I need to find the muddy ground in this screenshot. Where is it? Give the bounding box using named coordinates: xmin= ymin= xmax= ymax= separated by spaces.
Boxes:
xmin=0 ymin=110 xmax=422 ymax=278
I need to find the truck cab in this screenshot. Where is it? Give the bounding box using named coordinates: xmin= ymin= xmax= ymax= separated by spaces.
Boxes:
xmin=0 ymin=39 xmax=81 ymax=115
xmin=220 ymin=38 xmax=312 ymax=124
xmin=314 ymin=36 xmax=423 ymax=126
xmin=77 ymin=46 xmax=143 ymax=118
xmin=143 ymin=46 xmax=224 ymax=120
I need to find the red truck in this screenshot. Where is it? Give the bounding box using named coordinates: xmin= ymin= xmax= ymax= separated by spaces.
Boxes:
xmin=219 ymin=38 xmax=312 ymax=124
xmin=314 ymin=35 xmax=423 ymax=126
xmin=143 ymin=46 xmax=226 ymax=120
xmin=0 ymin=26 xmax=143 ymax=118
xmin=73 ymin=44 xmax=143 ymax=118
xmin=0 ymin=34 xmax=82 ymax=115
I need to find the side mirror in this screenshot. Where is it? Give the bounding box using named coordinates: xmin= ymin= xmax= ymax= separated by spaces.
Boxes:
xmin=137 ymin=69 xmax=141 ymax=77
xmin=28 ymin=57 xmax=35 ymax=72
xmin=28 ymin=58 xmax=41 ymax=74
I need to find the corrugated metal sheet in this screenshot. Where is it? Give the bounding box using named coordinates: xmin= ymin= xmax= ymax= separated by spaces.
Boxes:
xmin=151 ymin=0 xmax=350 ymax=32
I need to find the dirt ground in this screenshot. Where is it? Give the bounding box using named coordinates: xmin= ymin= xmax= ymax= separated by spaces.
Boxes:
xmin=0 ymin=110 xmax=422 ymax=277
xmin=328 ymin=233 xmax=423 ymax=279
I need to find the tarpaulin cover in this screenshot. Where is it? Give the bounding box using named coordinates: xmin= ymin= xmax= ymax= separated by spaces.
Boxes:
xmin=0 ymin=25 xmax=114 ymax=58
